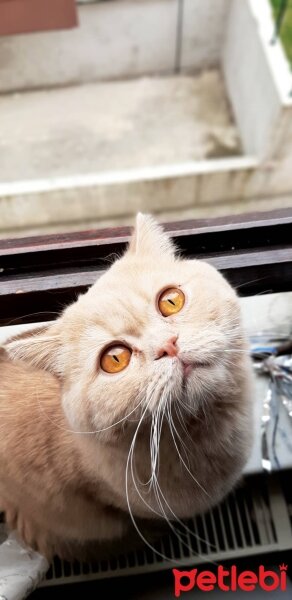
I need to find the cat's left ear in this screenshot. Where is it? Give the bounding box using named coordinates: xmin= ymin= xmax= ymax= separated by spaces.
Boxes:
xmin=4 ymin=324 xmax=62 ymax=376
xmin=128 ymin=213 xmax=176 ymax=258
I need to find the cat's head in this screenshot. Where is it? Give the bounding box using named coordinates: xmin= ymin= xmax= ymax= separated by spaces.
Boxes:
xmin=6 ymin=214 xmax=245 ymax=435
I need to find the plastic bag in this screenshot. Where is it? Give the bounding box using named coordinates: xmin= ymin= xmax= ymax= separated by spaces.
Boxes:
xmin=0 ymin=531 xmax=48 ymax=600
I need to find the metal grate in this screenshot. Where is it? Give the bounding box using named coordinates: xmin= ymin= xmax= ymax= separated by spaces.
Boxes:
xmin=40 ymin=474 xmax=292 ymax=587
xmin=279 ymin=470 xmax=292 ymax=531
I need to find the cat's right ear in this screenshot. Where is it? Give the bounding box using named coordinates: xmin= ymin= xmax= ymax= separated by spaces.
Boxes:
xmin=4 ymin=324 xmax=62 ymax=376
xmin=128 ymin=213 xmax=176 ymax=258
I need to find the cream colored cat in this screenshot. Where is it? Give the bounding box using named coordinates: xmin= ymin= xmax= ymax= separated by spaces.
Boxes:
xmin=0 ymin=214 xmax=253 ymax=560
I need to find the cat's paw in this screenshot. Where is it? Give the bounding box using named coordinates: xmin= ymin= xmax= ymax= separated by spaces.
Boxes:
xmin=3 ymin=503 xmax=17 ymax=530
xmin=4 ymin=505 xmax=53 ymax=559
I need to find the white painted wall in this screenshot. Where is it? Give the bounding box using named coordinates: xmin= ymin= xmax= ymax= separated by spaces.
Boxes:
xmin=0 ymin=0 xmax=229 ymax=93
xmin=222 ymin=0 xmax=292 ymax=157
xmin=222 ymin=0 xmax=292 ymax=201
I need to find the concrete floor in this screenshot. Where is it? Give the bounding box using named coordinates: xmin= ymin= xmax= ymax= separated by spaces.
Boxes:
xmin=0 ymin=71 xmax=240 ymax=183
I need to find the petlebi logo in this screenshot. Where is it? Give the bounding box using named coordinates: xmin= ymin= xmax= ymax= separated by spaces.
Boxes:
xmin=173 ymin=564 xmax=288 ymax=596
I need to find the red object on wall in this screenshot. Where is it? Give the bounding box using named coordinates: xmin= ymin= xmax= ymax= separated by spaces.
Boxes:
xmin=0 ymin=0 xmax=78 ymax=36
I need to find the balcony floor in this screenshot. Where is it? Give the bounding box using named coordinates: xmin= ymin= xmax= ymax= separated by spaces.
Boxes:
xmin=0 ymin=70 xmax=241 ymax=183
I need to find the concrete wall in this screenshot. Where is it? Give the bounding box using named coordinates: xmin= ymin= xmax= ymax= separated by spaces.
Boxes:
xmin=0 ymin=0 xmax=230 ymax=93
xmin=180 ymin=0 xmax=231 ymax=72
xmin=0 ymin=157 xmax=258 ymax=232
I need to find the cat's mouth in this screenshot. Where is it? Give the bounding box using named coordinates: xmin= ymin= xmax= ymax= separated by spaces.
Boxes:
xmin=180 ymin=358 xmax=212 ymax=378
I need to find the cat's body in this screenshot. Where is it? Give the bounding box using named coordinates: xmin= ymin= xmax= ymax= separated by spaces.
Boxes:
xmin=0 ymin=356 xmax=130 ymax=558
xmin=0 ymin=215 xmax=254 ymax=559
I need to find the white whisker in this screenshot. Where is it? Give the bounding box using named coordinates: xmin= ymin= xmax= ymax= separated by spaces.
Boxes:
xmin=166 ymin=402 xmax=210 ymax=498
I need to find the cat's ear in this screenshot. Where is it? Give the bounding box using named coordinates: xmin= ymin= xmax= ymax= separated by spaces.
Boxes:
xmin=128 ymin=213 xmax=175 ymax=257
xmin=4 ymin=324 xmax=62 ymax=375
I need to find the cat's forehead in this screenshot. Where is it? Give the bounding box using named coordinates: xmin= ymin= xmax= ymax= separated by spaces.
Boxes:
xmin=101 ymin=271 xmax=156 ymax=314
xmin=85 ymin=284 xmax=149 ymax=340
xmin=102 ymin=256 xmax=182 ymax=296
xmin=86 ymin=259 xmax=181 ymax=338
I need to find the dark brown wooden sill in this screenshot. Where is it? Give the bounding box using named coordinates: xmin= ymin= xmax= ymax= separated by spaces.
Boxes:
xmin=0 ymin=208 xmax=291 ymax=326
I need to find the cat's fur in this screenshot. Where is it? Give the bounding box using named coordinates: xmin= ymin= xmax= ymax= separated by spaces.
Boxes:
xmin=0 ymin=214 xmax=253 ymax=559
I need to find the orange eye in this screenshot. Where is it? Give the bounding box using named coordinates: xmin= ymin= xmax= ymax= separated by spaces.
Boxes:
xmin=158 ymin=287 xmax=185 ymax=317
xmin=100 ymin=344 xmax=132 ymax=374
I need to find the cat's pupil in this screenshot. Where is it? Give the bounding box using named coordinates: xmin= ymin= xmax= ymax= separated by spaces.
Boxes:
xmin=113 ymin=355 xmax=119 ymax=363
xmin=168 ymin=299 xmax=175 ymax=306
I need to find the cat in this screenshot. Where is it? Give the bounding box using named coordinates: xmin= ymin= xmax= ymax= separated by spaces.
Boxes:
xmin=0 ymin=214 xmax=254 ymax=560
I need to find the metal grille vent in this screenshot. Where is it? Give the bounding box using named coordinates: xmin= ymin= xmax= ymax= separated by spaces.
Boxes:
xmin=41 ymin=474 xmax=292 ymax=587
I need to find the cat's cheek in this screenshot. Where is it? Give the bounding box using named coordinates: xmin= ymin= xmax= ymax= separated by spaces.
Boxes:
xmin=61 ymin=386 xmax=90 ymax=432
xmin=186 ymin=364 xmax=231 ymax=398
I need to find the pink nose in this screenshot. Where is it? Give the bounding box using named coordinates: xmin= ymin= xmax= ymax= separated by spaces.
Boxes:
xmin=155 ymin=336 xmax=178 ymax=359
